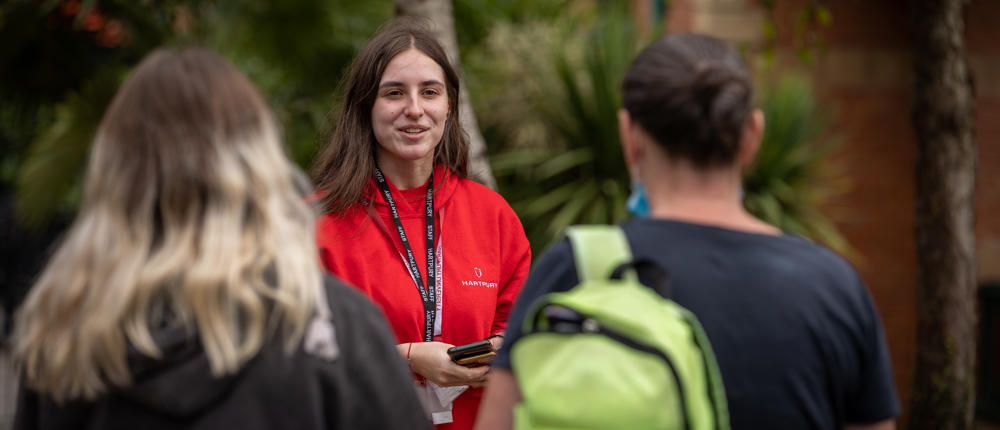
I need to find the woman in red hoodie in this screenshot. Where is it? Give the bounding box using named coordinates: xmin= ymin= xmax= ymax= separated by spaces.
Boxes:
xmin=311 ymin=20 xmax=531 ymax=430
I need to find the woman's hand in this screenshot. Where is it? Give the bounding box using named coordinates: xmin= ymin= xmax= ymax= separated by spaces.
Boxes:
xmin=407 ymin=342 xmax=490 ymax=387
xmin=488 ymin=335 xmax=503 ymax=351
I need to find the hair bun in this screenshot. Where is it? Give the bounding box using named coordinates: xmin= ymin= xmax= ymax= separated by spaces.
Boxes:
xmin=621 ymin=34 xmax=753 ymax=168
xmin=692 ymin=63 xmax=751 ymax=155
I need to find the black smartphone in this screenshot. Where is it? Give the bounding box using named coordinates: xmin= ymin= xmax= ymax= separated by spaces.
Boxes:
xmin=447 ymin=340 xmax=495 ymax=365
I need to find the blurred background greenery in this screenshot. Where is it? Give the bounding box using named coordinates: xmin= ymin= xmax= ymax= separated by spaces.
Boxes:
xmin=0 ymin=0 xmax=848 ymax=256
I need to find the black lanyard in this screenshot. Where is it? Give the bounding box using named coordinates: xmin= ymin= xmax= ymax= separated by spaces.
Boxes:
xmin=374 ymin=167 xmax=436 ymax=342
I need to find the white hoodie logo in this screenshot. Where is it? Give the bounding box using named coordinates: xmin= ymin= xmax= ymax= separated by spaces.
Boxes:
xmin=462 ymin=267 xmax=497 ymax=288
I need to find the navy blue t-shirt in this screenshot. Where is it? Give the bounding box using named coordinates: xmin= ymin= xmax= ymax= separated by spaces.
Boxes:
xmin=495 ymin=219 xmax=899 ymax=429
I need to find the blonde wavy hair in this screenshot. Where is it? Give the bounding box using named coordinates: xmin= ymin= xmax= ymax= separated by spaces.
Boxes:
xmin=14 ymin=48 xmax=322 ymax=402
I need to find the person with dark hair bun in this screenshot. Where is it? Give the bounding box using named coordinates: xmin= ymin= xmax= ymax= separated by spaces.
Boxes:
xmin=477 ymin=34 xmax=899 ymax=430
xmin=312 ymin=19 xmax=531 ymax=430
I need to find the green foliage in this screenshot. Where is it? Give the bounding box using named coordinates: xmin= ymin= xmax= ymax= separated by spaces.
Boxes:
xmin=4 ymin=0 xmax=849 ymax=255
xmin=0 ymin=0 xmax=169 ymax=201
xmin=469 ymin=3 xmax=651 ymax=255
xmin=743 ymin=75 xmax=850 ymax=254
xmin=197 ymin=0 xmax=391 ymax=166
xmin=2 ymin=0 xmax=389 ymax=226
xmin=452 ymin=0 xmax=566 ymax=53
xmin=14 ymin=67 xmax=125 ymax=227
xmin=1 ymin=0 xmax=189 ymax=226
xmin=200 ymin=0 xmax=392 ymax=165
xmin=471 ymin=6 xmax=848 ymax=255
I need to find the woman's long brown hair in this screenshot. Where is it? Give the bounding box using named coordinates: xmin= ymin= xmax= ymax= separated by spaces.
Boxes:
xmin=311 ymin=19 xmax=468 ymax=214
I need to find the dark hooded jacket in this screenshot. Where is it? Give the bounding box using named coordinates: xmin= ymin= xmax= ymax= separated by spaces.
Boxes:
xmin=13 ymin=276 xmax=431 ymax=430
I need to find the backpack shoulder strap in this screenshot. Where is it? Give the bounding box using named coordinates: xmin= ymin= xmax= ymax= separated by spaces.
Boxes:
xmin=566 ymin=225 xmax=636 ymax=283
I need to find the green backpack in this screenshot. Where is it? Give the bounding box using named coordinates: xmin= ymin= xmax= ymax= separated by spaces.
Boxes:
xmin=511 ymin=225 xmax=730 ymax=430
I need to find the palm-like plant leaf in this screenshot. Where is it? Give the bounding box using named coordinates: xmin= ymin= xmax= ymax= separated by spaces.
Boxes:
xmin=477 ymin=4 xmax=646 ymax=255
xmin=476 ymin=12 xmax=849 ymax=255
xmin=743 ymin=76 xmax=851 ymax=254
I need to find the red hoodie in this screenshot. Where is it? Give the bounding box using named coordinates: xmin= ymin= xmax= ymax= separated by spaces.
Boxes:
xmin=316 ymin=165 xmax=531 ymax=430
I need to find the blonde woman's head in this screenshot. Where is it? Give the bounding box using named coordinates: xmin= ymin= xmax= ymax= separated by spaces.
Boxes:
xmin=15 ymin=48 xmax=322 ymax=402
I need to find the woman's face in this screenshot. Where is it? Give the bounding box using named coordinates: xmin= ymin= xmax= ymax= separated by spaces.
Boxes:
xmin=371 ymin=49 xmax=449 ymax=169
